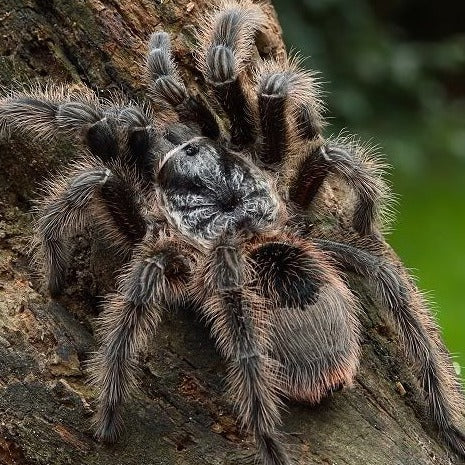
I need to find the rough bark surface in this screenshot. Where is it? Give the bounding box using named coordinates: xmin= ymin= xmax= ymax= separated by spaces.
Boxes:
xmin=0 ymin=1 xmax=462 ymax=464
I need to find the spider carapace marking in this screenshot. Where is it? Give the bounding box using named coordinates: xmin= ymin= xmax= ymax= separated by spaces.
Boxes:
xmin=157 ymin=137 xmax=280 ymax=240
xmin=1 ymin=1 xmax=464 ymax=464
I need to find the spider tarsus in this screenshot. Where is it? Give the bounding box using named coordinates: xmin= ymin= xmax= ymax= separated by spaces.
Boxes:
xmin=443 ymin=425 xmax=465 ymax=458
xmin=0 ymin=96 xmax=58 ymax=138
xmin=353 ymin=200 xmax=375 ymax=236
xmin=256 ymin=433 xmax=290 ymax=465
xmin=94 ymin=405 xmax=122 ymax=444
xmin=48 ymin=277 xmax=64 ymax=299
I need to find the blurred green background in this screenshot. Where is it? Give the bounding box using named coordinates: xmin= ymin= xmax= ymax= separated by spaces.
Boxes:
xmin=273 ymin=0 xmax=465 ymax=379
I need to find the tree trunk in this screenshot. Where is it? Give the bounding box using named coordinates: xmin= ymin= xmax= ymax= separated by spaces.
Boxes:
xmin=0 ymin=1 xmax=460 ymax=464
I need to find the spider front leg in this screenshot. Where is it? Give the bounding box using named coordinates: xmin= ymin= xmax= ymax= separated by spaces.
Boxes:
xmin=255 ymin=59 xmax=323 ymax=166
xmin=146 ymin=32 xmax=220 ymax=139
xmin=199 ymin=237 xmax=290 ymax=465
xmin=35 ymin=162 xmax=147 ymax=296
xmin=0 ymin=87 xmax=100 ymax=141
xmin=0 ymin=90 xmax=160 ymax=180
xmin=196 ymin=0 xmax=265 ymax=146
xmin=316 ymin=238 xmax=465 ymax=458
xmin=289 ymin=142 xmax=389 ymax=236
xmin=90 ymin=239 xmax=191 ymax=442
xmin=250 ymin=57 xmax=388 ymax=235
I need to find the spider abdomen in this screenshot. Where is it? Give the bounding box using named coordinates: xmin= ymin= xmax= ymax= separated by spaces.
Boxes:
xmin=251 ymin=241 xmax=360 ymax=403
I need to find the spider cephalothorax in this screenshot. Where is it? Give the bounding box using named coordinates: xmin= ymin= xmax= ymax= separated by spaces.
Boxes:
xmin=1 ymin=1 xmax=464 ymax=464
xmin=157 ymin=137 xmax=281 ymax=240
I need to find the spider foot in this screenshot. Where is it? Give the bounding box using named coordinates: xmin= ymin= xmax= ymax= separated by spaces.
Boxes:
xmin=94 ymin=406 xmax=122 ymax=444
xmin=443 ymin=425 xmax=465 ymax=459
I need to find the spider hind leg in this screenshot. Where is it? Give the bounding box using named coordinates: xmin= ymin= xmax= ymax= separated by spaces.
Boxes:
xmin=316 ymin=238 xmax=465 ymax=458
xmin=201 ymin=239 xmax=291 ymax=465
xmin=91 ymin=240 xmax=191 ymax=442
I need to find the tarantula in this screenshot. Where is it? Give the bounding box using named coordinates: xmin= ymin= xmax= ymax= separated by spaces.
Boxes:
xmin=1 ymin=1 xmax=464 ymax=464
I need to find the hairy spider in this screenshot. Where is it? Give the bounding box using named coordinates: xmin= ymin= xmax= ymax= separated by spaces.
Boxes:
xmin=1 ymin=1 xmax=464 ymax=464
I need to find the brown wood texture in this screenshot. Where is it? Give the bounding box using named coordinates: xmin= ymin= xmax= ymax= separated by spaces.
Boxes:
xmin=0 ymin=1 xmax=462 ymax=464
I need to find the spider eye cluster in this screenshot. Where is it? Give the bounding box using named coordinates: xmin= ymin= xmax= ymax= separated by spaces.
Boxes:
xmin=157 ymin=138 xmax=279 ymax=239
xmin=183 ymin=143 xmax=199 ymax=157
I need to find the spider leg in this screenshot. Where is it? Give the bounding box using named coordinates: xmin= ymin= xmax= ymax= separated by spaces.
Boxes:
xmin=200 ymin=238 xmax=290 ymax=465
xmin=90 ymin=239 xmax=191 ymax=442
xmin=255 ymin=59 xmax=323 ymax=166
xmin=0 ymin=87 xmax=102 ymax=142
xmin=0 ymin=90 xmax=160 ymax=179
xmin=35 ymin=161 xmax=147 ymax=296
xmin=315 ymin=238 xmax=465 ymax=457
xmin=289 ymin=142 xmax=389 ymax=236
xmin=146 ymin=31 xmax=220 ymax=139
xmin=249 ymin=236 xmax=360 ymax=404
xmin=196 ymin=0 xmax=265 ymax=146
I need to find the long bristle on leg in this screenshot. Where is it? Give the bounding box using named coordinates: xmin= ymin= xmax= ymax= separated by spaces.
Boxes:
xmin=289 ymin=141 xmax=390 ymax=236
xmin=0 ymin=86 xmax=158 ymax=172
xmin=34 ymin=161 xmax=147 ymax=296
xmin=199 ymin=238 xmax=290 ymax=465
xmin=0 ymin=86 xmax=101 ymax=141
xmin=315 ymin=238 xmax=465 ymax=458
xmin=196 ymin=0 xmax=265 ymax=146
xmin=90 ymin=240 xmax=191 ymax=442
xmin=146 ymin=31 xmax=219 ymax=138
xmin=255 ymin=58 xmax=323 ymax=167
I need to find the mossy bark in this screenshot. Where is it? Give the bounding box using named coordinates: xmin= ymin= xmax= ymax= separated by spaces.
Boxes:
xmin=0 ymin=1 xmax=461 ymax=464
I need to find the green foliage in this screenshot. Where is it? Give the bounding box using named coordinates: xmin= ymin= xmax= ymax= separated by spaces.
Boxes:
xmin=274 ymin=0 xmax=465 ymax=379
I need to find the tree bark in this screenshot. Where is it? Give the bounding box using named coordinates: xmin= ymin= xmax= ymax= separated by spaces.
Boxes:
xmin=0 ymin=1 xmax=461 ymax=464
